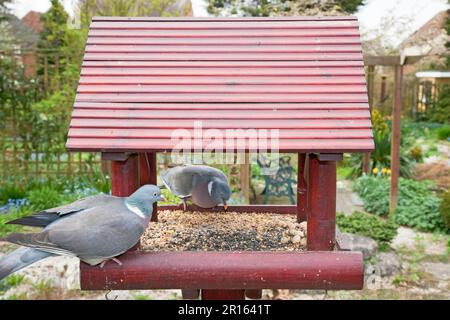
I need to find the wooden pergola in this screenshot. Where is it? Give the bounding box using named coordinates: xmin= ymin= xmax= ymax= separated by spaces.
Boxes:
xmin=363 ymin=55 xmax=423 ymax=212
xmin=66 ymin=16 xmax=373 ymax=300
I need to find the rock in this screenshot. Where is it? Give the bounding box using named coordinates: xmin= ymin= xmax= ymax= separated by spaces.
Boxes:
xmin=299 ymin=221 xmax=307 ymax=232
xmin=300 ymin=238 xmax=307 ymax=247
xmin=291 ymin=235 xmax=301 ymax=244
xmin=391 ymin=227 xmax=448 ymax=255
xmin=340 ymin=233 xmax=378 ymax=258
xmin=281 ymin=237 xmax=290 ymax=244
xmin=375 ymin=252 xmax=402 ymax=277
xmin=420 ymin=262 xmax=450 ymax=281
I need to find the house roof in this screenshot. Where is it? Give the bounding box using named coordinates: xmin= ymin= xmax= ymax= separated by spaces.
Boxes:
xmin=66 ymin=17 xmax=373 ymax=153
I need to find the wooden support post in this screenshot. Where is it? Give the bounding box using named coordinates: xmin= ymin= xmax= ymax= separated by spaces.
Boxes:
xmin=390 ymin=64 xmax=403 ymax=213
xmin=182 ymin=289 xmax=200 ymax=300
xmin=201 ymin=290 xmax=246 ymax=300
xmin=110 ymin=154 xmax=139 ymax=197
xmin=138 ymin=152 xmax=158 ymax=222
xmin=240 ymin=153 xmax=250 ymax=204
xmin=307 ymin=154 xmax=336 ymax=251
xmin=245 ymin=289 xmax=262 ymax=299
xmin=363 ymin=65 xmax=375 ymax=175
xmin=297 ymin=153 xmax=308 ymax=222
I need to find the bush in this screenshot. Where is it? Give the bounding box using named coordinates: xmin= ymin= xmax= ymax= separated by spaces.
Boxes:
xmin=26 ymin=186 xmax=63 ymax=211
xmin=440 ymin=189 xmax=450 ymax=228
xmin=336 ymin=211 xmax=398 ymax=249
xmin=0 ymin=184 xmax=26 ymax=206
xmin=437 ymin=126 xmax=450 ymax=140
xmin=353 ymin=175 xmax=446 ymax=232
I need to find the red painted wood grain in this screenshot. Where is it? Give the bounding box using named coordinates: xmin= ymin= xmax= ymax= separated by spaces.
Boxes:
xmin=79 ymin=251 xmax=364 ymax=290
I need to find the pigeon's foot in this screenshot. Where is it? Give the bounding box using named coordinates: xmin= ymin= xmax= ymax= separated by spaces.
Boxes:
xmin=99 ymin=257 xmax=123 ymax=268
xmin=182 ymin=199 xmax=188 ymax=211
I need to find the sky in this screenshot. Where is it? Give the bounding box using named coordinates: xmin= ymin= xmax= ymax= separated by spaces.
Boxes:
xmin=8 ymin=0 xmax=450 ymax=47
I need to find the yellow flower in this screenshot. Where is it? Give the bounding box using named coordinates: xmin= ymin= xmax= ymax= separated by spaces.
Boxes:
xmin=372 ymin=167 xmax=379 ymax=175
xmin=386 ymin=169 xmax=391 ymax=175
xmin=381 ymin=168 xmax=387 ymax=175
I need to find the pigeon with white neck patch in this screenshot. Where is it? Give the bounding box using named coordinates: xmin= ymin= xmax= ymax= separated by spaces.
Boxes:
xmin=0 ymin=185 xmax=164 ymax=281
xmin=161 ymin=165 xmax=231 ymax=210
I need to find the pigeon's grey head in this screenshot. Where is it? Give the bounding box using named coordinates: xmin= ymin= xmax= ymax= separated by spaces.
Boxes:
xmin=208 ymin=178 xmax=231 ymax=209
xmin=126 ymin=185 xmax=166 ymax=218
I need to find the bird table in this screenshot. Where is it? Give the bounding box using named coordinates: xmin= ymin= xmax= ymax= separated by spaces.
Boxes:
xmin=66 ymin=16 xmax=374 ymax=300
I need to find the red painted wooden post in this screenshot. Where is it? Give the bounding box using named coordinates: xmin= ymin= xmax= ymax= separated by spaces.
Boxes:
xmin=201 ymin=290 xmax=246 ymax=300
xmin=245 ymin=289 xmax=262 ymax=299
xmin=307 ymin=154 xmax=337 ymax=251
xmin=80 ymin=251 xmax=364 ymax=290
xmin=138 ymin=152 xmax=158 ymax=222
xmin=110 ymin=153 xmax=139 ymax=197
xmin=390 ymin=65 xmax=403 ymax=213
xmin=297 ymin=153 xmax=308 ymax=222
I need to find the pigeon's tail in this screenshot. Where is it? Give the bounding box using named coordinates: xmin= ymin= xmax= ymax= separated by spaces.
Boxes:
xmin=0 ymin=247 xmax=53 ymax=281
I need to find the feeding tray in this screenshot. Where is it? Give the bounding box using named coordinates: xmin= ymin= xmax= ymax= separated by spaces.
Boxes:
xmin=141 ymin=210 xmax=307 ymax=252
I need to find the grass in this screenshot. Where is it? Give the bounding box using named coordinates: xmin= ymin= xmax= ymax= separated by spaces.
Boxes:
xmin=337 ymin=166 xmax=353 ymax=180
xmin=133 ymin=293 xmax=153 ymax=300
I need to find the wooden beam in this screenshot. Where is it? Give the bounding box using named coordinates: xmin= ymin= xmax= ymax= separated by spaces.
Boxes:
xmin=318 ymin=153 xmax=343 ymax=161
xmin=202 ymin=290 xmax=245 ymax=300
xmin=102 ymin=152 xmax=135 ymax=161
xmin=110 ymin=154 xmax=139 ymax=197
xmin=364 ymin=55 xmax=423 ymax=66
xmin=158 ymin=204 xmax=297 ymax=214
xmin=139 ymin=152 xmax=158 ymax=222
xmin=307 ymin=154 xmax=337 ymax=251
xmin=181 ymin=289 xmax=200 ymax=300
xmin=240 ymin=153 xmax=250 ymax=204
xmin=79 ymin=251 xmax=364 ymax=290
xmin=362 ymin=65 xmax=375 ymax=175
xmin=390 ymin=65 xmax=403 ymax=213
xmin=297 ymin=153 xmax=308 ymax=222
xmin=245 ymin=289 xmax=263 ymax=299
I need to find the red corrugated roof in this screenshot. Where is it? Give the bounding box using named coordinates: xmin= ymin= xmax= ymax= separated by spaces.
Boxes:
xmin=66 ymin=17 xmax=374 ymax=153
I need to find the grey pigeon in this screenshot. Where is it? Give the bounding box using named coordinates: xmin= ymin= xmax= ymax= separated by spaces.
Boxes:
xmin=0 ymin=185 xmax=164 ymax=281
xmin=161 ymin=165 xmax=231 ymax=210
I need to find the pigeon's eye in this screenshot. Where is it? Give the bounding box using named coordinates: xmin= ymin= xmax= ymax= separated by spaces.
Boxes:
xmin=153 ymin=192 xmax=157 ymax=197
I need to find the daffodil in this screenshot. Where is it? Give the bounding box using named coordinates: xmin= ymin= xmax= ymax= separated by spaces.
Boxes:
xmin=387 ymin=169 xmax=391 ymax=175
xmin=381 ymin=168 xmax=387 ymax=175
xmin=372 ymin=167 xmax=379 ymax=175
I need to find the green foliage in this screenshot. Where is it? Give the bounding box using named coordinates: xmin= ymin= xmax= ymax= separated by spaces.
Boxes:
xmin=0 ymin=273 xmax=26 ymax=295
xmin=437 ymin=126 xmax=450 ymax=140
xmin=440 ymin=189 xmax=450 ymax=229
xmin=0 ymin=184 xmax=26 ymax=205
xmin=207 ymin=0 xmax=364 ymax=16
xmin=27 ymin=186 xmax=63 ymax=210
xmin=427 ymin=85 xmax=450 ymax=124
xmin=77 ymin=0 xmax=180 ymax=29
xmin=335 ymin=0 xmax=364 ymax=13
xmin=336 ymin=211 xmax=398 ymax=249
xmin=354 ymin=176 xmax=447 ymax=232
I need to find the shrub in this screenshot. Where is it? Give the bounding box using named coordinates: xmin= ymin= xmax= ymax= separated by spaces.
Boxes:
xmin=336 ymin=211 xmax=398 ymax=249
xmin=440 ymin=189 xmax=450 ymax=229
xmin=353 ymin=175 xmax=446 ymax=232
xmin=27 ymin=186 xmax=63 ymax=211
xmin=437 ymin=126 xmax=450 ymax=140
xmin=0 ymin=184 xmax=26 ymax=206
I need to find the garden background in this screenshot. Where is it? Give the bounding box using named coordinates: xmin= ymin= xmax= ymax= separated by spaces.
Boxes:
xmin=0 ymin=0 xmax=449 ymax=300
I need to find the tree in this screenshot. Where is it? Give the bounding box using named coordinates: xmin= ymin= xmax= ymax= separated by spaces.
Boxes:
xmin=0 ymin=0 xmax=11 ymax=21
xmin=76 ymin=0 xmax=180 ymax=29
xmin=446 ymin=1 xmax=450 ymax=67
xmin=207 ymin=0 xmax=365 ymax=17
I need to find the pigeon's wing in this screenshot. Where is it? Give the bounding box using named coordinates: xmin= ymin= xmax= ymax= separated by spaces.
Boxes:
xmin=7 ymin=194 xmax=119 ymax=228
xmin=161 ymin=165 xmax=229 ymax=198
xmin=160 ymin=166 xmax=195 ymax=198
xmin=5 ymin=202 xmax=144 ymax=262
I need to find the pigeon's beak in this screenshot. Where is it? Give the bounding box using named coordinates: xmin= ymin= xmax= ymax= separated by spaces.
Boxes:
xmin=159 ymin=195 xmax=167 ymax=202
xmin=223 ymin=202 xmax=228 ymax=211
